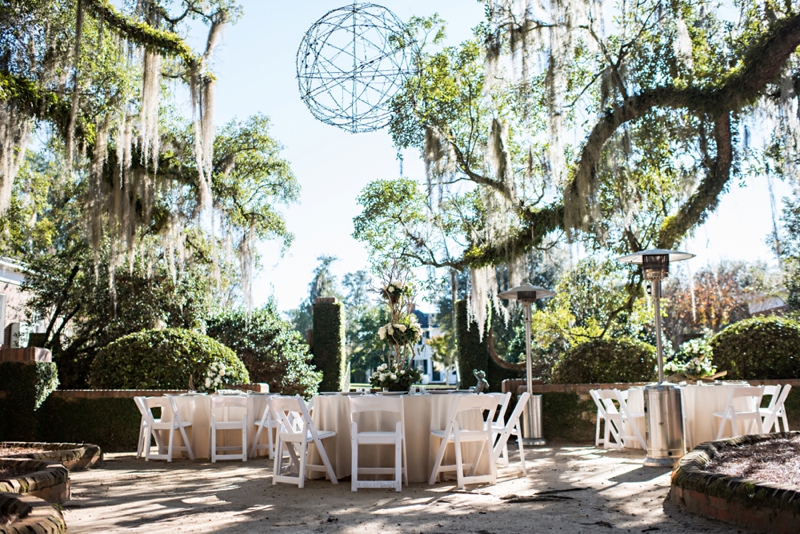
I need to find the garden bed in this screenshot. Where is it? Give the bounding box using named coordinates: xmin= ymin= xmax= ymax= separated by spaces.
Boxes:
xmin=0 ymin=492 xmax=66 ymax=533
xmin=670 ymin=432 xmax=800 ymax=534
xmin=0 ymin=459 xmax=69 ymax=504
xmin=0 ymin=442 xmax=102 ymax=471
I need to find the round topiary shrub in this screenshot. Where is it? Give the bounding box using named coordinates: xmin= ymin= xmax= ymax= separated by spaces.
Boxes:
xmin=551 ymin=338 xmax=657 ymax=384
xmin=88 ymin=328 xmax=249 ymax=389
xmin=710 ymin=316 xmax=800 ymax=379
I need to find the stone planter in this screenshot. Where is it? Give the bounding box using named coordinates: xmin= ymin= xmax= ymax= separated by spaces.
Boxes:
xmin=0 ymin=442 xmax=102 ymax=471
xmin=669 ymin=431 xmax=800 ymax=534
xmin=0 ymin=492 xmax=66 ymax=533
xmin=0 ymin=459 xmax=69 ymax=504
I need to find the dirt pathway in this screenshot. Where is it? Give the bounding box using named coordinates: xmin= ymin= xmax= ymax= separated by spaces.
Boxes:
xmin=63 ymin=446 xmax=745 ymax=533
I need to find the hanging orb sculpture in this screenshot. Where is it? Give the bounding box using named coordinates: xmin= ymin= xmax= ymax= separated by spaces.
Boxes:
xmin=296 ymin=3 xmax=416 ymax=133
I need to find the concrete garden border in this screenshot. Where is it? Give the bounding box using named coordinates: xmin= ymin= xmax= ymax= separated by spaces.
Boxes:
xmin=669 ymin=432 xmax=800 ymax=533
xmin=0 ymin=442 xmax=102 ymax=471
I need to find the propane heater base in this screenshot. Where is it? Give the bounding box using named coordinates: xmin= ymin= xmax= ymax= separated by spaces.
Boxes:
xmin=643 ymin=456 xmax=679 ymax=468
xmin=521 ymin=438 xmax=547 ymax=447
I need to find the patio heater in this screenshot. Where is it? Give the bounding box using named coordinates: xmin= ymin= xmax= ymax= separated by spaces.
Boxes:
xmin=617 ymin=249 xmax=695 ymax=467
xmin=498 ymin=283 xmax=556 ymax=446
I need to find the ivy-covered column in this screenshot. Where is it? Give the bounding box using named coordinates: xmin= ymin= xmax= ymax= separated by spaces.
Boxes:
xmin=311 ymin=298 xmax=346 ymax=392
xmin=455 ymin=300 xmax=489 ymax=389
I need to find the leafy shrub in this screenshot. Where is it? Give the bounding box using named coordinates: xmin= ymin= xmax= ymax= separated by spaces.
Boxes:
xmin=710 ymin=316 xmax=800 ymax=379
xmin=88 ymin=328 xmax=248 ymax=389
xmin=551 ymin=338 xmax=656 ymax=384
xmin=0 ymin=361 xmax=58 ymax=441
xmin=206 ymin=304 xmax=321 ymax=397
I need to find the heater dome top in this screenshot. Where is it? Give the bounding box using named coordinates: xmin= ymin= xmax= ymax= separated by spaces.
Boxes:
xmin=617 ymin=249 xmax=695 ymax=264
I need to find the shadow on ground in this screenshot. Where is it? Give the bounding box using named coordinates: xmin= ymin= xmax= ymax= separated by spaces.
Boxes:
xmin=63 ymin=446 xmax=749 ymax=533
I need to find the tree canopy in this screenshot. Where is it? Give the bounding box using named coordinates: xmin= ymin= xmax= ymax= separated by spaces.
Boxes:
xmin=355 ymin=0 xmax=800 ymax=321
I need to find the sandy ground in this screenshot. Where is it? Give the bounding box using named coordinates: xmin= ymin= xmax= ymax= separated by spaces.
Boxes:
xmin=63 ymin=446 xmax=746 ymax=533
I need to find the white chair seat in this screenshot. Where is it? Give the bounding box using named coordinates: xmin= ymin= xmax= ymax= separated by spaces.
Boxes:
xmin=350 ymin=396 xmax=407 ymax=492
xmin=491 ymin=392 xmax=530 ymax=476
xmin=210 ymin=395 xmax=248 ymax=462
xmin=713 ymin=386 xmax=764 ymax=440
xmin=429 ymin=394 xmax=498 ymax=489
xmin=272 ymin=396 xmax=338 ymax=489
xmin=142 ymin=396 xmax=194 ymax=462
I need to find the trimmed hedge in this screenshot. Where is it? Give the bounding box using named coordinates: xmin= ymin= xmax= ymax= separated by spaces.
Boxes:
xmin=88 ymin=328 xmax=249 ymax=389
xmin=312 ymin=300 xmax=346 ymax=392
xmin=0 ymin=362 xmax=58 ymax=441
xmin=455 ymin=300 xmax=522 ymax=391
xmin=551 ymin=338 xmax=657 ymax=384
xmin=207 ymin=307 xmax=321 ymax=397
xmin=710 ymin=316 xmax=800 ymax=379
xmin=37 ymin=396 xmax=140 ymax=452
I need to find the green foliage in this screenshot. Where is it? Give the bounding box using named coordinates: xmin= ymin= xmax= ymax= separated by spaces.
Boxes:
xmin=551 ymin=338 xmax=657 ymax=384
xmin=37 ymin=396 xmax=140 ymax=453
xmin=0 ymin=362 xmax=58 ymax=441
xmin=206 ymin=303 xmax=321 ymax=397
xmin=88 ymin=328 xmax=248 ymax=389
xmin=710 ymin=316 xmax=800 ymax=380
xmin=455 ymin=300 xmax=521 ymax=391
xmin=311 ymin=300 xmax=346 ymax=392
xmin=541 ymin=392 xmax=597 ymax=443
xmin=23 ymin=243 xmax=214 ymax=388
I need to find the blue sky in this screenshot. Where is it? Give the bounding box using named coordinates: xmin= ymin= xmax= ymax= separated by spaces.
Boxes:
xmin=203 ymin=0 xmax=791 ymax=313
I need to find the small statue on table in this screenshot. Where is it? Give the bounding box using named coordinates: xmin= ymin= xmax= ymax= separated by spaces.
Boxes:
xmin=473 ymin=369 xmax=490 ymax=393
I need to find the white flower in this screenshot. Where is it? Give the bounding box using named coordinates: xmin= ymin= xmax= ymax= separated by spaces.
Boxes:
xmin=396 ymin=324 xmax=407 ymax=332
xmin=387 ymin=325 xmax=394 ymax=335
xmin=378 ymin=363 xmax=387 ymax=371
xmin=388 ymin=286 xmax=394 ymax=293
xmin=400 ymin=370 xmax=405 ymax=375
xmin=218 ymin=369 xmax=225 ymax=377
xmin=390 ymin=373 xmax=397 ymax=381
xmin=205 ymin=378 xmax=212 ymax=388
xmin=378 ymin=326 xmax=386 ymax=340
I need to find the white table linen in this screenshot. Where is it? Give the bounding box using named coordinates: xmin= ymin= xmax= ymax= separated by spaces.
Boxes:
xmin=625 ymin=383 xmax=757 ymax=451
xmin=158 ymin=394 xmax=273 ymax=459
xmin=308 ymin=393 xmax=490 ymax=483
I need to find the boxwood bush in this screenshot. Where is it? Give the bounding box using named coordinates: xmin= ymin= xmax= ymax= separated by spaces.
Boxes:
xmin=710 ymin=316 xmax=800 ymax=379
xmin=88 ymin=328 xmax=249 ymax=389
xmin=551 ymin=338 xmax=656 ymax=384
xmin=206 ymin=305 xmax=321 ymax=397
xmin=0 ymin=361 xmax=59 ymax=441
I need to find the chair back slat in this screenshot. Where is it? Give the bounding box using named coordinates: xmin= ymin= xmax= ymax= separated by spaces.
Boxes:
xmin=349 ymin=396 xmax=402 ymax=415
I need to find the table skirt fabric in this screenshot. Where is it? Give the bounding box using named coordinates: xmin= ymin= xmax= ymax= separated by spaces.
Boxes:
xmin=625 ymin=383 xmax=759 ymax=451
xmin=158 ymin=394 xmax=273 ymax=459
xmin=308 ymin=394 xmax=490 ymax=483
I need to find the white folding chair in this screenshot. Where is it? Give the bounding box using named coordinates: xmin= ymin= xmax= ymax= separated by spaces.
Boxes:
xmin=713 ymin=386 xmax=765 ymax=440
xmin=491 ymin=392 xmax=530 ymax=476
xmin=250 ymin=394 xmax=278 ymax=459
xmin=761 ymin=384 xmax=792 ymax=432
xmin=271 ymin=396 xmax=338 ymax=488
xmin=613 ymin=389 xmax=647 ymax=449
xmin=133 ymin=396 xmax=161 ymax=459
xmin=486 ymin=392 xmax=512 ymax=466
xmin=349 ymin=396 xmax=407 ymax=492
xmin=143 ymin=396 xmax=195 ymax=462
xmin=210 ymin=395 xmax=248 ymax=462
xmin=589 ymin=390 xmax=623 ymax=449
xmin=429 ymin=394 xmax=498 ymax=489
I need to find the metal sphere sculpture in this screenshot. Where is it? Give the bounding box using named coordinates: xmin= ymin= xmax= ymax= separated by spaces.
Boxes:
xmin=296 ymin=3 xmax=415 ymax=133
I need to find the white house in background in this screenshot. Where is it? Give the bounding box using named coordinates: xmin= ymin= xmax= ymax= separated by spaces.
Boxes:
xmin=411 ymin=310 xmax=457 ymax=385
xmin=745 ymin=293 xmax=788 ymax=317
xmin=0 ymin=257 xmax=44 ymax=347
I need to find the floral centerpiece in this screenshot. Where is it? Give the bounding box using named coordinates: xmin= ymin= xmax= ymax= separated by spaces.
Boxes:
xmin=664 ymin=335 xmax=725 ymax=381
xmin=370 ymin=271 xmax=424 ymax=391
xmin=200 ymin=361 xmax=230 ymax=392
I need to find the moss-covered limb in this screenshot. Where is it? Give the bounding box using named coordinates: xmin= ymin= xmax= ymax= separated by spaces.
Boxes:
xmin=461 ymin=202 xmax=564 ymax=269
xmin=657 ymin=113 xmax=733 ymax=249
xmin=83 ymin=0 xmax=198 ymax=66
xmin=0 ymin=70 xmax=71 ymax=125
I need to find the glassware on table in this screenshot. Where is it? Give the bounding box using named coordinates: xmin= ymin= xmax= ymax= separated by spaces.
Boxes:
xmin=409 ymin=385 xmax=419 ymax=395
xmin=419 ymin=385 xmax=427 ymax=395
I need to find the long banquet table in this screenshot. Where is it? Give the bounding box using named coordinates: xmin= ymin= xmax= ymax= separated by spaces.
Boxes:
xmin=158 ymin=393 xmax=273 ymax=460
xmin=307 ymin=393 xmax=491 ymax=483
xmin=625 ymin=382 xmax=758 ymax=450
